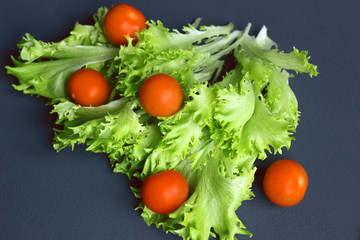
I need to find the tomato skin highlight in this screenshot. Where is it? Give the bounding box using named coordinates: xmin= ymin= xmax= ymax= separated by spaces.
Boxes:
xmin=103 ymin=4 xmax=147 ymax=46
xmin=139 ymin=74 xmax=183 ymax=117
xmin=263 ymin=159 xmax=308 ymax=207
xmin=141 ymin=170 xmax=189 ymax=214
xmin=67 ymin=68 xmax=110 ymax=107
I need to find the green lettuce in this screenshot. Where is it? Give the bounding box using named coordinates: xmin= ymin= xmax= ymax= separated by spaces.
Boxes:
xmin=6 ymin=6 xmax=318 ymax=240
xmin=6 ymin=7 xmax=119 ymax=99
xmin=131 ymin=24 xmax=317 ymax=240
xmin=115 ymin=19 xmax=243 ymax=98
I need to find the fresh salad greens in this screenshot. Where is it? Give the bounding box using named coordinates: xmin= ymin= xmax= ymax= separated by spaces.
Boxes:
xmin=6 ymin=6 xmax=318 ymax=240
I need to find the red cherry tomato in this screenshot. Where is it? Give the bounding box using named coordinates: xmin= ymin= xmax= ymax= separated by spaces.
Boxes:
xmin=103 ymin=4 xmax=147 ymax=46
xmin=67 ymin=68 xmax=110 ymax=107
xmin=141 ymin=170 xmax=189 ymax=214
xmin=139 ymin=74 xmax=183 ymax=117
xmin=263 ymin=159 xmax=308 ymax=207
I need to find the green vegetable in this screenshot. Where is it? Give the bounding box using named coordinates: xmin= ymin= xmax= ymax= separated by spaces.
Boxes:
xmin=6 ymin=8 xmax=119 ymax=99
xmin=116 ymin=18 xmax=242 ymax=98
xmin=6 ymin=6 xmax=318 ymax=240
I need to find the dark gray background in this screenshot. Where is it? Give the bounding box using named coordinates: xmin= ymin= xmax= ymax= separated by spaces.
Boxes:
xmin=1 ymin=0 xmax=359 ymax=239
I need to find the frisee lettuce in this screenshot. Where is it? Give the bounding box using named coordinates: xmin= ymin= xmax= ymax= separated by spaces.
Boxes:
xmin=6 ymin=6 xmax=318 ymax=240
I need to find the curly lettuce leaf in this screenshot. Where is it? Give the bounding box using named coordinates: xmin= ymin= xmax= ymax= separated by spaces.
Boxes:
xmin=113 ymin=123 xmax=163 ymax=178
xmin=53 ymin=99 xmax=141 ymax=150
xmin=139 ymin=152 xmax=256 ymax=240
xmin=6 ymin=7 xmax=118 ymax=99
xmin=138 ymin=18 xmax=235 ymax=52
xmin=51 ymin=96 xmax=163 ymax=178
xmin=115 ymin=19 xmax=243 ymax=98
xmin=240 ymin=25 xmax=318 ymax=77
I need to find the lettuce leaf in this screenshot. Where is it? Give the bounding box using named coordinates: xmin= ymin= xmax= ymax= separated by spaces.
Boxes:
xmin=139 ymin=152 xmax=257 ymax=240
xmin=6 ymin=7 xmax=119 ymax=99
xmin=115 ymin=20 xmax=243 ymax=98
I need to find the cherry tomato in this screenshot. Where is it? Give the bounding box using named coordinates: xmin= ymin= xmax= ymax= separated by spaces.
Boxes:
xmin=139 ymin=74 xmax=183 ymax=117
xmin=67 ymin=68 xmax=110 ymax=107
xmin=263 ymin=159 xmax=308 ymax=207
xmin=103 ymin=4 xmax=147 ymax=46
xmin=141 ymin=170 xmax=189 ymax=214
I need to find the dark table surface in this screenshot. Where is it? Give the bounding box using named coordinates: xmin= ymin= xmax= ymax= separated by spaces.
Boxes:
xmin=1 ymin=0 xmax=359 ymax=239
